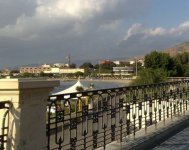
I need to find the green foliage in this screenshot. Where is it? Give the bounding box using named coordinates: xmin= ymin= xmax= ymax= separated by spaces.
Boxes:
xmin=74 ymin=71 xmax=84 ymax=77
xmin=132 ymin=68 xmax=167 ymax=85
xmin=92 ymin=68 xmax=113 ymax=74
xmin=134 ymin=51 xmax=189 ymax=85
xmin=69 ymin=63 xmax=76 ymax=68
xmin=79 ymin=62 xmax=93 ymax=69
xmin=76 ymin=86 xmax=84 ymax=92
xmin=101 ymin=62 xmax=116 ymax=70
xmin=10 ymin=70 xmax=19 ymax=74
xmin=79 ymin=62 xmax=94 ymax=76
xmin=39 ymin=72 xmax=54 ymax=77
xmin=144 ymin=51 xmax=184 ymax=77
xmin=175 ymin=52 xmax=189 ymax=65
xmin=22 ymin=72 xmax=35 ymax=77
xmin=183 ymin=65 xmax=189 ymax=76
xmin=145 ymin=51 xmax=171 ymax=70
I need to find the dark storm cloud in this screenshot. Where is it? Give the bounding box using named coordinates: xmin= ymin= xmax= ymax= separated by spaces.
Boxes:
xmin=0 ymin=0 xmax=36 ymax=27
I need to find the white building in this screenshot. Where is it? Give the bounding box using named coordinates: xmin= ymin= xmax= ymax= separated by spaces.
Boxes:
xmin=60 ymin=68 xmax=84 ymax=74
xmin=113 ymin=61 xmax=121 ymax=65
xmin=113 ymin=66 xmax=134 ymax=76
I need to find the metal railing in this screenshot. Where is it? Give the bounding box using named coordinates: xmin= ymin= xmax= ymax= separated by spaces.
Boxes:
xmin=0 ymin=101 xmax=12 ymax=150
xmin=46 ymin=80 xmax=189 ymax=150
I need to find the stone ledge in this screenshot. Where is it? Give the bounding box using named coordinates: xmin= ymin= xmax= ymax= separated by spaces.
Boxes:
xmin=0 ymin=78 xmax=60 ymax=90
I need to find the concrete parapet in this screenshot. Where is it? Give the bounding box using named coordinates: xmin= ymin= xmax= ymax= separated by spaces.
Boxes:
xmin=0 ymin=79 xmax=59 ymax=150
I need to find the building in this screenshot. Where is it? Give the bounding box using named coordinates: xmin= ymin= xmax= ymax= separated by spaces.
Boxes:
xmin=1 ymin=69 xmax=10 ymax=76
xmin=113 ymin=61 xmax=121 ymax=65
xmin=20 ymin=67 xmax=43 ymax=74
xmin=52 ymin=63 xmax=69 ymax=68
xmin=99 ymin=60 xmax=111 ymax=65
xmin=113 ymin=66 xmax=134 ymax=76
xmin=20 ymin=64 xmax=84 ymax=75
xmin=60 ymin=68 xmax=84 ymax=74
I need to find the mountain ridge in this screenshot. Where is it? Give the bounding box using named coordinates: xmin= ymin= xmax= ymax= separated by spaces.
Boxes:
xmin=163 ymin=41 xmax=189 ymax=56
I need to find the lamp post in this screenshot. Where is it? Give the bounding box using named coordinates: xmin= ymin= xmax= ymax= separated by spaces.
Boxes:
xmin=98 ymin=61 xmax=100 ymax=78
xmin=135 ymin=57 xmax=138 ymax=76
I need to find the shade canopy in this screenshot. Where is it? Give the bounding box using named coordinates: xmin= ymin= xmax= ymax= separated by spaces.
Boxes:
xmin=53 ymin=80 xmax=87 ymax=95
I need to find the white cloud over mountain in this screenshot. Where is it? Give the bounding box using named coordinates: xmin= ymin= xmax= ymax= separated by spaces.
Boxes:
xmin=120 ymin=21 xmax=189 ymax=55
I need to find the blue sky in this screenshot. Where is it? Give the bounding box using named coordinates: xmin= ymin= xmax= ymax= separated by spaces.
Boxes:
xmin=0 ymin=0 xmax=189 ymax=68
xmin=145 ymin=0 xmax=189 ymax=28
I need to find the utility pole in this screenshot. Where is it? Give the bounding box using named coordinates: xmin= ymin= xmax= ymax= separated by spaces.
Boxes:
xmin=135 ymin=57 xmax=138 ymax=76
xmin=68 ymin=54 xmax=71 ymax=67
xmin=98 ymin=61 xmax=100 ymax=78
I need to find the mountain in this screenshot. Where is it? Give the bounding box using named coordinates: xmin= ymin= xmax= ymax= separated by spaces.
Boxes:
xmin=164 ymin=41 xmax=189 ymax=56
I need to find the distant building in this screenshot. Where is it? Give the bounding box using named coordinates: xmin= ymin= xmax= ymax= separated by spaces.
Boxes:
xmin=113 ymin=61 xmax=120 ymax=65
xmin=128 ymin=57 xmax=144 ymax=66
xmin=20 ymin=67 xmax=43 ymax=74
xmin=99 ymin=60 xmax=111 ymax=65
xmin=1 ymin=69 xmax=10 ymax=76
xmin=60 ymin=68 xmax=84 ymax=74
xmin=20 ymin=64 xmax=84 ymax=75
xmin=43 ymin=67 xmax=59 ymax=74
xmin=113 ymin=66 xmax=134 ymax=76
xmin=53 ymin=63 xmax=69 ymax=68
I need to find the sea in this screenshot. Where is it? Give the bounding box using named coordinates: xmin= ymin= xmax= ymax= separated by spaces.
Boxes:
xmin=52 ymin=80 xmax=129 ymax=94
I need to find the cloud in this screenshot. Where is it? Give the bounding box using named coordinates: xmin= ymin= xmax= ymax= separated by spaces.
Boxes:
xmin=0 ymin=0 xmax=150 ymax=67
xmin=3 ymin=1 xmax=189 ymax=67
xmin=119 ymin=21 xmax=189 ymax=55
xmin=0 ymin=0 xmax=149 ymax=39
xmin=0 ymin=0 xmax=36 ymax=27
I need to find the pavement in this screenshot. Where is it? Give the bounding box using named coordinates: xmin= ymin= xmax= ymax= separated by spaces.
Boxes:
xmin=153 ymin=126 xmax=189 ymax=150
xmin=97 ymin=111 xmax=189 ymax=150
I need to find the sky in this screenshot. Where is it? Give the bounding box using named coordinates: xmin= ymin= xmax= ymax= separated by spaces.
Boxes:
xmin=0 ymin=0 xmax=189 ymax=68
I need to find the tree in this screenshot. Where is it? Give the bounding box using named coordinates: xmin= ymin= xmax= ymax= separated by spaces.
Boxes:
xmin=79 ymin=62 xmax=94 ymax=76
xmin=39 ymin=72 xmax=54 ymax=77
xmin=10 ymin=70 xmax=20 ymax=76
xmin=175 ymin=52 xmax=189 ymax=76
xmin=79 ymin=62 xmax=93 ymax=69
xmin=76 ymin=86 xmax=84 ymax=92
xmin=132 ymin=68 xmax=167 ymax=85
xmin=22 ymin=72 xmax=35 ymax=78
xmin=145 ymin=51 xmax=171 ymax=70
xmin=100 ymin=62 xmax=116 ymax=70
xmin=144 ymin=51 xmax=183 ymax=77
xmin=74 ymin=71 xmax=84 ymax=77
xmin=176 ymin=52 xmax=189 ymax=65
xmin=69 ymin=63 xmax=76 ymax=68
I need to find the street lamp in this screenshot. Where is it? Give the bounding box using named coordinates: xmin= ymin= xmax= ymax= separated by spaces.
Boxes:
xmin=98 ymin=61 xmax=101 ymax=78
xmin=135 ymin=57 xmax=138 ymax=76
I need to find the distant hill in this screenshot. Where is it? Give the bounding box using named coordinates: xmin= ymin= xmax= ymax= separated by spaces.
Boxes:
xmin=163 ymin=41 xmax=189 ymax=56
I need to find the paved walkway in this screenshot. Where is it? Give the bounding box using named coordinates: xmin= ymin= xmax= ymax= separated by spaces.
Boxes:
xmin=153 ymin=126 xmax=189 ymax=150
xmin=96 ymin=112 xmax=189 ymax=150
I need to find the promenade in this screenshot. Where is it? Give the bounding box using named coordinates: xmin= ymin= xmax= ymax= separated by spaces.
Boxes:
xmin=97 ymin=111 xmax=189 ymax=150
xmin=153 ymin=126 xmax=189 ymax=150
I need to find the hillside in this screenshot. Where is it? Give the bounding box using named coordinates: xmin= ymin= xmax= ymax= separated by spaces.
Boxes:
xmin=164 ymin=41 xmax=189 ymax=56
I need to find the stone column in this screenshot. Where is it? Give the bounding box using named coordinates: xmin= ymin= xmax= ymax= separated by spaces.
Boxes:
xmin=0 ymin=79 xmax=59 ymax=150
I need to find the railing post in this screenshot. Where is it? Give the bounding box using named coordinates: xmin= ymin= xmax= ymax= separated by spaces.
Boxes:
xmin=0 ymin=79 xmax=59 ymax=150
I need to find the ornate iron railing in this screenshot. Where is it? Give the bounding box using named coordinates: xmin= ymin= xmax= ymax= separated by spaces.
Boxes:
xmin=0 ymin=101 xmax=12 ymax=150
xmin=47 ymin=80 xmax=189 ymax=150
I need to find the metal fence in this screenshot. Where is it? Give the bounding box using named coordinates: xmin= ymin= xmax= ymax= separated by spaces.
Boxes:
xmin=0 ymin=101 xmax=11 ymax=150
xmin=46 ymin=80 xmax=189 ymax=150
